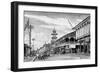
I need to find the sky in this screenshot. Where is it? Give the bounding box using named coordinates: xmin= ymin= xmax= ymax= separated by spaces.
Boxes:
xmin=24 ymin=11 xmax=89 ymax=50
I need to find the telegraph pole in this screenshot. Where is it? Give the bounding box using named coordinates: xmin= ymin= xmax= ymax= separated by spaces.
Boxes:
xmin=29 ymin=25 xmax=31 ymax=48
xmin=28 ymin=20 xmax=34 ymax=56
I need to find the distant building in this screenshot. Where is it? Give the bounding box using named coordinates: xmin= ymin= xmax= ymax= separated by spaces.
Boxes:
xmin=37 ymin=43 xmax=51 ymax=58
xmin=51 ymin=28 xmax=58 ymax=44
xmin=50 ymin=27 xmax=58 ymax=55
xmin=24 ymin=44 xmax=31 ymax=57
xmin=73 ymin=16 xmax=90 ymax=54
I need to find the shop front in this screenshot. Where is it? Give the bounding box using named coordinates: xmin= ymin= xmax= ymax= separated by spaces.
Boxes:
xmin=76 ymin=36 xmax=90 ymax=54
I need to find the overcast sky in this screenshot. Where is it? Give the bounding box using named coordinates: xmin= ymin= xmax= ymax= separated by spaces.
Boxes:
xmin=24 ymin=11 xmax=89 ymax=50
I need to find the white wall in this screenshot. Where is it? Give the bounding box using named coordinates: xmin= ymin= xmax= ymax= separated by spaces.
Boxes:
xmin=0 ymin=0 xmax=99 ymax=73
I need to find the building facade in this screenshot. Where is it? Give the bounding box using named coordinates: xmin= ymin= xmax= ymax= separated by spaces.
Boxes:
xmin=73 ymin=16 xmax=90 ymax=54
xmin=51 ymin=31 xmax=76 ymax=54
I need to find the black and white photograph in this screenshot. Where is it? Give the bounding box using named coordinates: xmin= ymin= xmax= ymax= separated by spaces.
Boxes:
xmin=24 ymin=11 xmax=90 ymax=62
xmin=11 ymin=1 xmax=97 ymax=71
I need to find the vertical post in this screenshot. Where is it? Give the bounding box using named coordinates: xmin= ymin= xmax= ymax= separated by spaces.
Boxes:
xmin=84 ymin=40 xmax=85 ymax=54
xmin=80 ymin=41 xmax=81 ymax=54
xmin=29 ymin=25 xmax=31 ymax=47
xmin=29 ymin=25 xmax=31 ymax=56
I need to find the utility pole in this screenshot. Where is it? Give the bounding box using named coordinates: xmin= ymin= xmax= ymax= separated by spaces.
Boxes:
xmin=28 ymin=19 xmax=34 ymax=55
xmin=28 ymin=20 xmax=34 ymax=48
xmin=29 ymin=25 xmax=31 ymax=48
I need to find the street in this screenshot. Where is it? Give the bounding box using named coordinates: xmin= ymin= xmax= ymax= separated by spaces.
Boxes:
xmin=24 ymin=53 xmax=90 ymax=62
xmin=39 ymin=53 xmax=90 ymax=61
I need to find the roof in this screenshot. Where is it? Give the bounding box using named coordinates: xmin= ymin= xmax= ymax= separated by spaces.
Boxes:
xmin=72 ymin=16 xmax=90 ymax=30
xmin=55 ymin=31 xmax=76 ymax=42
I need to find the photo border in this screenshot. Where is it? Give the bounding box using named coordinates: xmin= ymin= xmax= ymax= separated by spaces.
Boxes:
xmin=11 ymin=1 xmax=98 ymax=72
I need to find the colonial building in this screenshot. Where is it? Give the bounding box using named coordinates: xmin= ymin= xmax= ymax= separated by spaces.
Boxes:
xmin=55 ymin=31 xmax=76 ymax=45
xmin=51 ymin=31 xmax=76 ymax=54
xmin=73 ymin=16 xmax=90 ymax=54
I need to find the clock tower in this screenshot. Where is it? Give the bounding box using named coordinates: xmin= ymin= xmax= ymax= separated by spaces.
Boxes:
xmin=51 ymin=27 xmax=58 ymax=44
